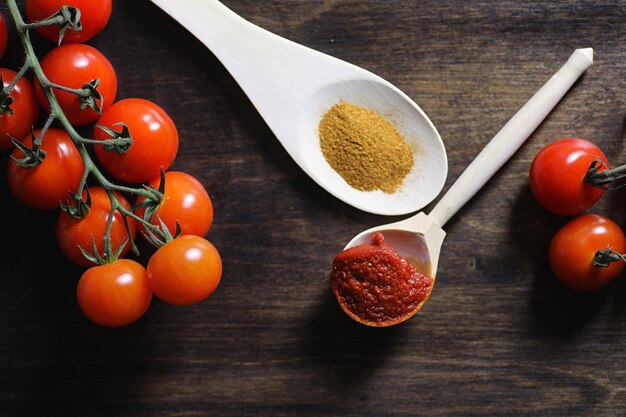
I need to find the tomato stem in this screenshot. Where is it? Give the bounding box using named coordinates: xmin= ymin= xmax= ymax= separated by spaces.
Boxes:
xmin=48 ymin=81 xmax=89 ymax=97
xmin=592 ymin=248 xmax=626 ymax=268
xmin=103 ymin=189 xmax=117 ymax=259
xmin=21 ymin=14 xmax=65 ymax=30
xmin=21 ymin=6 xmax=82 ymax=44
xmin=34 ymin=113 xmax=56 ymax=147
xmin=5 ymin=57 xmax=31 ymax=93
xmin=585 ymin=158 xmax=626 ymax=190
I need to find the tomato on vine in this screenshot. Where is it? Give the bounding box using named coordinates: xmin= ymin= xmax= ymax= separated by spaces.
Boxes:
xmin=93 ymin=98 xmax=178 ymax=183
xmin=3 ymin=0 xmax=224 ymax=326
xmin=7 ymin=127 xmax=83 ymax=209
xmin=549 ymin=214 xmax=626 ymax=291
xmin=34 ymin=44 xmax=117 ymax=125
xmin=56 ymin=186 xmax=137 ymax=267
xmin=529 ymin=138 xmax=608 ymax=216
xmin=0 ymin=68 xmax=40 ymax=151
xmin=77 ymin=259 xmax=152 ymax=327
xmin=135 ymin=171 xmax=214 ymax=238
xmin=25 ymin=0 xmax=112 ymax=44
xmin=147 ymin=235 xmax=222 ymax=306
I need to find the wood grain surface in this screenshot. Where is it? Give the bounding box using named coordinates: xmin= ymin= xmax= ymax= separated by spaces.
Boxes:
xmin=2 ymin=1 xmax=626 ymax=416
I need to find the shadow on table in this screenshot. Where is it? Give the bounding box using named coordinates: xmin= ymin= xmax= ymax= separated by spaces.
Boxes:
xmin=299 ymin=288 xmax=406 ymax=392
xmin=509 ymin=186 xmax=615 ymax=341
xmin=0 ymin=156 xmax=159 ymax=417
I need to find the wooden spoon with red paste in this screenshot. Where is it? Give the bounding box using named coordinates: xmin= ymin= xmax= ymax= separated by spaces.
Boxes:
xmin=332 ymin=48 xmax=594 ymax=326
xmin=331 ymin=232 xmax=433 ymax=327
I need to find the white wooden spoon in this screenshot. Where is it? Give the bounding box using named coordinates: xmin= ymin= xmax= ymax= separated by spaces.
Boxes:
xmin=345 ymin=47 xmax=594 ymax=286
xmin=149 ymin=0 xmax=448 ymax=216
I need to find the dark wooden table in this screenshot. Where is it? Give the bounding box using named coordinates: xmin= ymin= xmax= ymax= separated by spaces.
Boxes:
xmin=2 ymin=1 xmax=626 ymax=416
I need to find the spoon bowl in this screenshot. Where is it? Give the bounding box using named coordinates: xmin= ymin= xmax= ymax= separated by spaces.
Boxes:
xmin=343 ymin=48 xmax=594 ymax=320
xmin=150 ymin=0 xmax=447 ymax=215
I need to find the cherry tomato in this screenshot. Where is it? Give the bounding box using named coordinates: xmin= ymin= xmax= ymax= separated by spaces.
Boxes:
xmin=93 ymin=98 xmax=178 ymax=183
xmin=147 ymin=235 xmax=222 ymax=306
xmin=56 ymin=186 xmax=137 ymax=267
xmin=529 ymin=138 xmax=607 ymax=215
xmin=0 ymin=11 xmax=7 ymax=58
xmin=549 ymin=214 xmax=626 ymax=291
xmin=25 ymin=0 xmax=112 ymax=44
xmin=134 ymin=171 xmax=213 ymax=238
xmin=7 ymin=128 xmax=83 ymax=209
xmin=0 ymin=68 xmax=40 ymax=151
xmin=34 ymin=44 xmax=117 ymax=125
xmin=77 ymin=259 xmax=152 ymax=327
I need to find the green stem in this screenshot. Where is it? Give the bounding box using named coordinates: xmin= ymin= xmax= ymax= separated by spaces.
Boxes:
xmin=33 ymin=113 xmax=56 ymax=147
xmin=5 ymin=57 xmax=31 ymax=92
xmin=593 ymin=248 xmax=626 ymax=268
xmin=585 ymin=159 xmax=626 ymax=190
xmin=103 ymin=189 xmax=117 ymax=258
xmin=22 ymin=15 xmax=65 ymax=30
xmin=49 ymin=81 xmax=90 ymax=98
xmin=75 ymin=146 xmax=90 ymax=199
xmin=75 ymin=136 xmax=130 ymax=147
xmin=117 ymin=205 xmax=164 ymax=235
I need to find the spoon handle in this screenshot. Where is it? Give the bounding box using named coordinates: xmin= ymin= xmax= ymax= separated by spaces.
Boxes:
xmin=428 ymin=48 xmax=594 ymax=228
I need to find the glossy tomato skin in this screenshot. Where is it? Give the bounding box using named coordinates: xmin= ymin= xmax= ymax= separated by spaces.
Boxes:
xmin=135 ymin=171 xmax=213 ymax=238
xmin=147 ymin=235 xmax=222 ymax=306
xmin=34 ymin=44 xmax=117 ymax=125
xmin=549 ymin=214 xmax=626 ymax=291
xmin=56 ymin=186 xmax=137 ymax=267
xmin=77 ymin=259 xmax=152 ymax=327
xmin=0 ymin=11 xmax=7 ymax=58
xmin=530 ymin=138 xmax=607 ymax=216
xmin=7 ymin=128 xmax=83 ymax=209
xmin=0 ymin=69 xmax=40 ymax=151
xmin=25 ymin=0 xmax=112 ymax=44
xmin=93 ymin=98 xmax=178 ymax=183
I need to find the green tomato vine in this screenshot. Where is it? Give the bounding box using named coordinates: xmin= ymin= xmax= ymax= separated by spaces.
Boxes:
xmin=4 ymin=0 xmax=169 ymax=262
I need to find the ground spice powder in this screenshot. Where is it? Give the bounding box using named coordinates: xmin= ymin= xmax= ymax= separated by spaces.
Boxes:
xmin=318 ymin=102 xmax=413 ymax=193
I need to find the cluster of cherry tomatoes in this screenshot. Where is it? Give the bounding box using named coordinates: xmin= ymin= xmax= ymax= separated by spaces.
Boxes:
xmin=529 ymin=137 xmax=626 ymax=291
xmin=1 ymin=0 xmax=222 ymax=327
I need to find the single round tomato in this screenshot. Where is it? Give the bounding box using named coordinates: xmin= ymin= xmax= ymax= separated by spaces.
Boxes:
xmin=0 ymin=69 xmax=40 ymax=151
xmin=25 ymin=0 xmax=112 ymax=44
xmin=77 ymin=259 xmax=152 ymax=327
xmin=93 ymin=98 xmax=178 ymax=183
xmin=56 ymin=186 xmax=137 ymax=267
xmin=549 ymin=214 xmax=626 ymax=291
xmin=530 ymin=138 xmax=607 ymax=216
xmin=147 ymin=235 xmax=222 ymax=306
xmin=135 ymin=171 xmax=213 ymax=238
xmin=0 ymin=11 xmax=7 ymax=58
xmin=34 ymin=44 xmax=117 ymax=125
xmin=7 ymin=128 xmax=83 ymax=209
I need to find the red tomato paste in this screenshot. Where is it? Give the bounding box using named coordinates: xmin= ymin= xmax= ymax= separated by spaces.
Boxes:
xmin=330 ymin=232 xmax=433 ymax=327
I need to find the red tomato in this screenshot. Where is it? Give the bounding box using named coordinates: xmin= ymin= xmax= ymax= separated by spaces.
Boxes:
xmin=147 ymin=235 xmax=222 ymax=306
xmin=34 ymin=44 xmax=117 ymax=125
xmin=135 ymin=171 xmax=214 ymax=238
xmin=25 ymin=0 xmax=112 ymax=44
xmin=93 ymin=98 xmax=178 ymax=183
xmin=7 ymin=128 xmax=83 ymax=209
xmin=549 ymin=214 xmax=626 ymax=291
xmin=529 ymin=138 xmax=607 ymax=215
xmin=0 ymin=68 xmax=40 ymax=151
xmin=0 ymin=11 xmax=7 ymax=58
xmin=56 ymin=186 xmax=137 ymax=267
xmin=77 ymin=259 xmax=152 ymax=327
